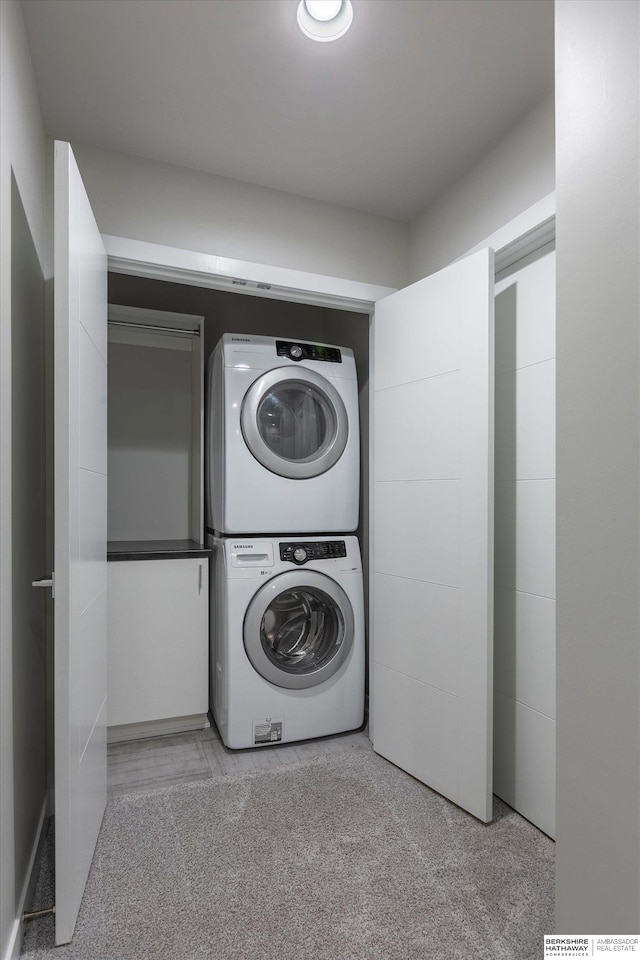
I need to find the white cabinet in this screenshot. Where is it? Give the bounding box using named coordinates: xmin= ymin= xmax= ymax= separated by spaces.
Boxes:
xmin=107 ymin=556 xmax=209 ymax=739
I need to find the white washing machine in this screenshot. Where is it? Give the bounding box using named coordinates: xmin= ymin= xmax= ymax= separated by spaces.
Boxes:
xmin=210 ymin=534 xmax=365 ymax=749
xmin=206 ymin=333 xmax=360 ymax=535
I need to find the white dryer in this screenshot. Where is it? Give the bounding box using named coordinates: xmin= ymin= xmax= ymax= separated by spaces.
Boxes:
xmin=210 ymin=535 xmax=365 ymax=749
xmin=206 ymin=333 xmax=360 ymax=535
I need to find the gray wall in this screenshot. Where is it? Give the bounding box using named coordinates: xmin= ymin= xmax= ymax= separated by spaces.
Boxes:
xmin=555 ymin=0 xmax=640 ymax=932
xmin=72 ymin=141 xmax=409 ymax=290
xmin=10 ymin=174 xmax=47 ymax=927
xmin=0 ymin=1 xmax=48 ymax=957
xmin=108 ymin=272 xmax=345 ymax=366
xmin=108 ymin=339 xmax=195 ymax=542
xmin=409 ymin=94 xmax=555 ymax=282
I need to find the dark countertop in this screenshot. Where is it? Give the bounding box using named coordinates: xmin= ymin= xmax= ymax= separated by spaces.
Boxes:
xmin=107 ymin=539 xmax=211 ymax=562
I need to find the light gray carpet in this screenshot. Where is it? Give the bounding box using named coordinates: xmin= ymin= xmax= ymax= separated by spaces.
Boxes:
xmin=22 ymin=749 xmax=553 ymax=960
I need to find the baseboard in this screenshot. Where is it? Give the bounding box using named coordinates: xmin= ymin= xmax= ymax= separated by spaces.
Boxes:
xmin=107 ymin=713 xmax=209 ymax=744
xmin=4 ymin=795 xmax=49 ymax=960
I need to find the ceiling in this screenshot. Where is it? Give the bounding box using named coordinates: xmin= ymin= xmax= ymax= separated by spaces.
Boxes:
xmin=20 ymin=0 xmax=554 ymax=222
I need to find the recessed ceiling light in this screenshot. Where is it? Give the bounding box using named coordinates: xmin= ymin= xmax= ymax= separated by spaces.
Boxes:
xmin=297 ymin=0 xmax=354 ymax=43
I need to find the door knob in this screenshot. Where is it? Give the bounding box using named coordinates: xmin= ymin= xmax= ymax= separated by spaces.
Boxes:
xmin=32 ymin=574 xmax=55 ymax=598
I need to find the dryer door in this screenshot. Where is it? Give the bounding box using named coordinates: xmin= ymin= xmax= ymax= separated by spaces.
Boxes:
xmin=240 ymin=367 xmax=349 ymax=479
xmin=243 ymin=571 xmax=354 ymax=689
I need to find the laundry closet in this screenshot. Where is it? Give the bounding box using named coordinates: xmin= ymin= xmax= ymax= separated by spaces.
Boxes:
xmin=105 ymin=271 xmax=370 ymax=743
xmin=105 ymin=238 xmax=555 ymax=838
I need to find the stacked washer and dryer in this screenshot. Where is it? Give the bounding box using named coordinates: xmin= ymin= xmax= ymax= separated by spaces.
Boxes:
xmin=206 ymin=334 xmax=365 ymax=749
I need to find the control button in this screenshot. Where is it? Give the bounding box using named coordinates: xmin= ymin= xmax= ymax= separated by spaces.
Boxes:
xmin=293 ymin=547 xmax=308 ymax=564
xmin=289 ymin=344 xmax=303 ymax=360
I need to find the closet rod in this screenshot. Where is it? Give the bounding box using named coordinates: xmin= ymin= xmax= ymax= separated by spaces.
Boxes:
xmin=108 ymin=319 xmax=200 ymax=337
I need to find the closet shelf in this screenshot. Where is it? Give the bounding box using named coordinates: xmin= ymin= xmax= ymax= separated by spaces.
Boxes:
xmin=107 ymin=539 xmax=211 ymax=562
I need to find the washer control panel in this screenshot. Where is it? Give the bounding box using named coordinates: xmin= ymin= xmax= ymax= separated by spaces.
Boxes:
xmin=280 ymin=540 xmax=347 ymax=565
xmin=276 ymin=340 xmax=342 ymax=363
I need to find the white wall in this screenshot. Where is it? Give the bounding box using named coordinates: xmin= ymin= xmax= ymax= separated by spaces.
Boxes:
xmin=70 ymin=141 xmax=409 ymax=290
xmin=493 ymin=246 xmax=556 ymax=838
xmin=409 ymin=94 xmax=555 ymax=282
xmin=555 ymin=0 xmax=640 ymax=932
xmin=0 ymin=1 xmax=47 ymax=957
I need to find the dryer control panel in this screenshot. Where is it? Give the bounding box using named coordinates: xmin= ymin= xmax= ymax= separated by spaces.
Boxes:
xmin=280 ymin=540 xmax=347 ymax=565
xmin=276 ymin=340 xmax=342 ymax=363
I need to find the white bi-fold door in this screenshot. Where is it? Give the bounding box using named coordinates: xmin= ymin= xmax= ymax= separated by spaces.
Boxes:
xmin=54 ymin=140 xmax=108 ymax=944
xmin=372 ymin=248 xmax=495 ymax=823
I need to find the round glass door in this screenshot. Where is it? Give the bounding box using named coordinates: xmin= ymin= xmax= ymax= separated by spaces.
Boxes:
xmin=241 ymin=367 xmax=348 ymax=479
xmin=243 ymin=571 xmax=354 ymax=689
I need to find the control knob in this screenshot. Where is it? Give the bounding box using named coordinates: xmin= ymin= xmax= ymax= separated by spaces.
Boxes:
xmin=289 ymin=344 xmax=303 ymax=360
xmin=293 ymin=547 xmax=308 ymax=564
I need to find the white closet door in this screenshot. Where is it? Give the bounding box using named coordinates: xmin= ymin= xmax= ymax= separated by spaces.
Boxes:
xmin=372 ymin=248 xmax=495 ymax=822
xmin=54 ymin=140 xmax=108 ymax=944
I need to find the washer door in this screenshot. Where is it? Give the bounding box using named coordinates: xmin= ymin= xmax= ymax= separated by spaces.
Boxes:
xmin=243 ymin=571 xmax=355 ymax=689
xmin=240 ymin=367 xmax=349 ymax=479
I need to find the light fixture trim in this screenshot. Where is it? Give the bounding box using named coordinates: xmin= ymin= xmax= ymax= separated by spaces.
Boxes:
xmin=297 ymin=0 xmax=354 ymax=43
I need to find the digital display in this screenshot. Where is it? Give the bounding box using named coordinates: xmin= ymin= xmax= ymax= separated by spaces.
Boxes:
xmin=276 ymin=340 xmax=342 ymax=363
xmin=280 ymin=541 xmax=347 ymax=563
